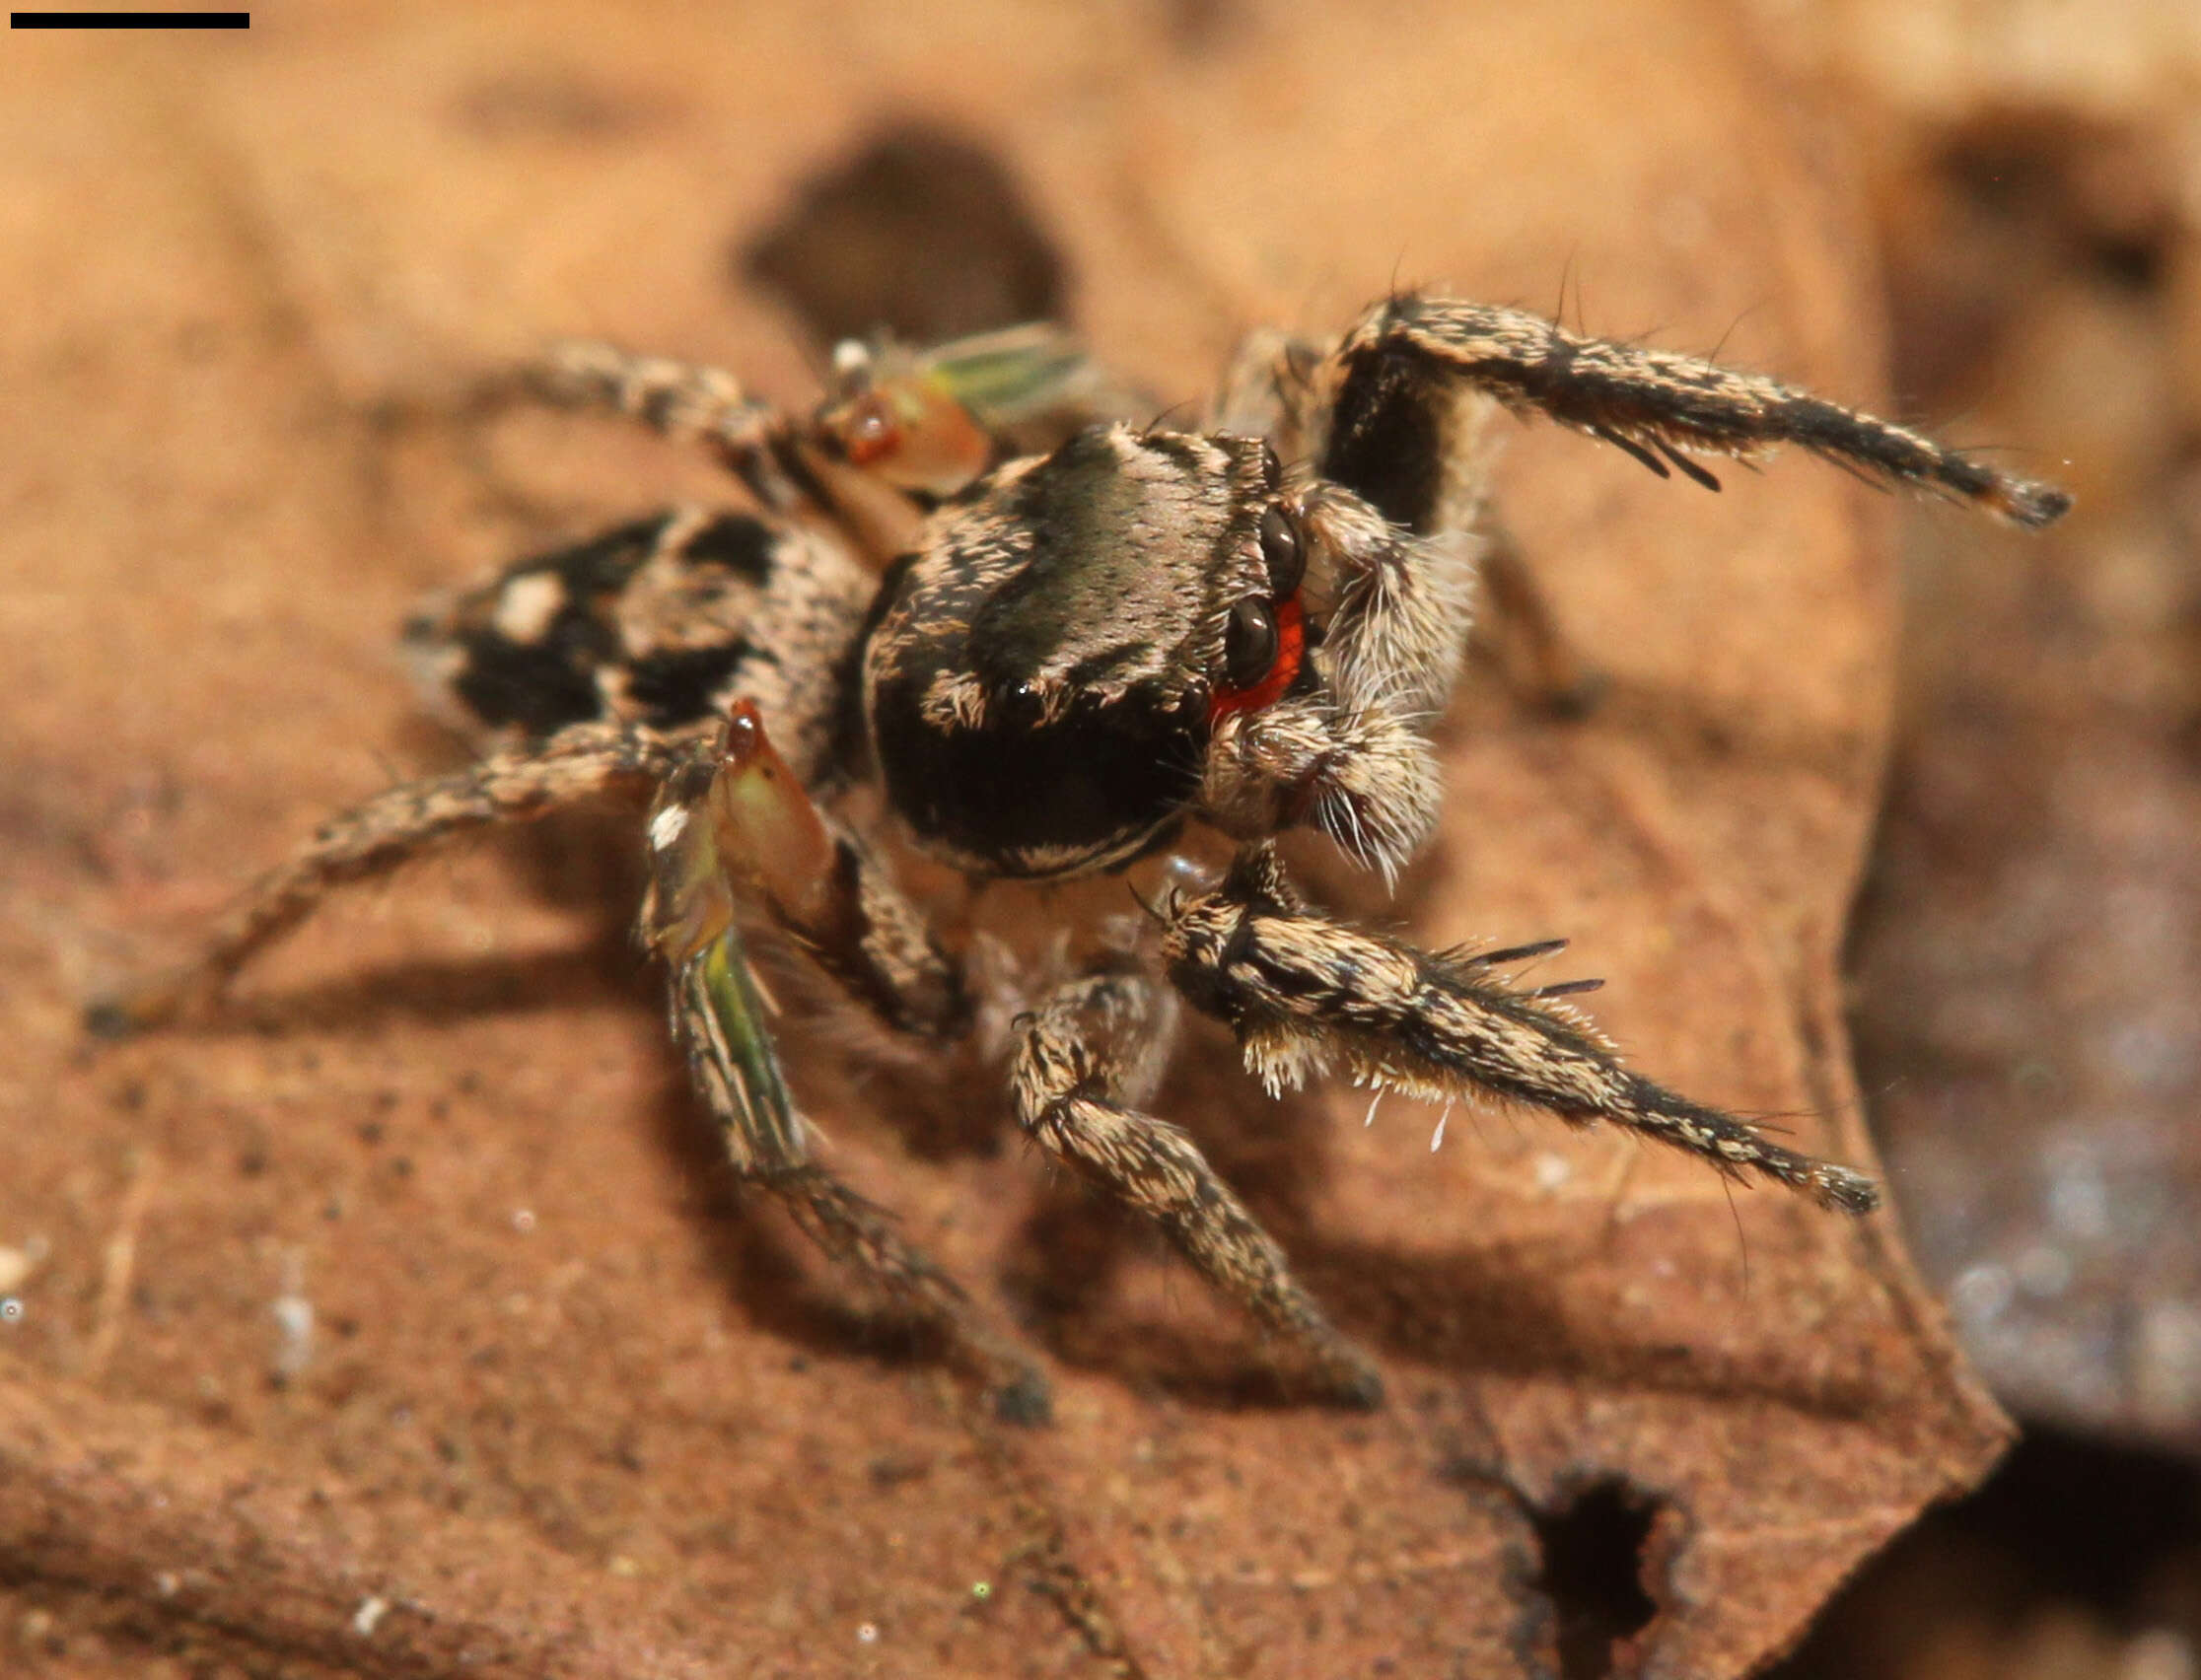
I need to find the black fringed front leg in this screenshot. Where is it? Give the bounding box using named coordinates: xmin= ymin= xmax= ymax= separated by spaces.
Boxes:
xmin=1161 ymin=845 xmax=1881 ymax=1216
xmin=1316 ymin=294 xmax=2073 ymax=534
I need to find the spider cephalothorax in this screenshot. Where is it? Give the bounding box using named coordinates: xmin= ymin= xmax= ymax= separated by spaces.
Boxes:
xmin=865 ymin=424 xmax=1282 ymax=877
xmin=93 ymin=296 xmax=2070 ymax=1420
xmin=866 ymin=416 xmax=1473 ymax=884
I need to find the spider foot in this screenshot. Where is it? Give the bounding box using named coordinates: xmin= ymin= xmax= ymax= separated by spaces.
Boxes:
xmin=1303 ymin=1337 xmax=1385 ymax=1410
xmin=83 ymin=969 xmax=196 ymax=1039
xmin=986 ymin=1361 xmax=1056 ymax=1428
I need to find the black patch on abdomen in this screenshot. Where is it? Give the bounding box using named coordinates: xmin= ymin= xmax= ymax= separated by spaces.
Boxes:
xmin=543 ymin=515 xmax=677 ymax=593
xmin=417 ymin=512 xmax=793 ymax=740
xmin=683 ymin=513 xmax=777 ymax=581
xmin=428 ymin=516 xmax=676 ymax=737
xmin=452 ymin=630 xmax=611 ymax=735
xmin=624 ymin=642 xmax=754 ymax=729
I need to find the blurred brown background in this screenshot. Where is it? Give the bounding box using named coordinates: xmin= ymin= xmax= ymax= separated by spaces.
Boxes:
xmin=1763 ymin=5 xmax=2201 ymax=1680
xmin=1 ymin=2 xmax=2195 ymax=1677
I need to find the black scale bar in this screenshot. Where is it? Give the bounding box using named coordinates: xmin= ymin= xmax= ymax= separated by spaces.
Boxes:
xmin=13 ymin=12 xmax=249 ymax=25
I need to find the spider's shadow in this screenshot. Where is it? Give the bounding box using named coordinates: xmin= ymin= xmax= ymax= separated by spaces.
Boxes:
xmin=994 ymin=1020 xmax=1894 ymax=1423
xmin=531 ymin=804 xmax=1902 ymax=1417
xmin=641 ymin=975 xmax=1890 ymax=1423
xmin=194 ymin=810 xmax=1889 ymax=1424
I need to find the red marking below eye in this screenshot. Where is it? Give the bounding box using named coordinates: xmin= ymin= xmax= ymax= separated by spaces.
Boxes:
xmin=1208 ymin=593 xmax=1305 ymax=723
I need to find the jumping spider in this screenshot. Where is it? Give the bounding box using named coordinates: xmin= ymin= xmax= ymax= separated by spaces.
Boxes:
xmin=93 ymin=295 xmax=2070 ymax=1420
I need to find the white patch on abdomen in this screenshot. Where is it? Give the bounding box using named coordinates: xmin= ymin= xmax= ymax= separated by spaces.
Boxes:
xmin=493 ymin=573 xmax=568 ymax=643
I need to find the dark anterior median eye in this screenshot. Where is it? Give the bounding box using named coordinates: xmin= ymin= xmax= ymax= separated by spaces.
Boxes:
xmin=1224 ymin=596 xmax=1279 ymax=689
xmin=1258 ymin=504 xmax=1303 ymax=596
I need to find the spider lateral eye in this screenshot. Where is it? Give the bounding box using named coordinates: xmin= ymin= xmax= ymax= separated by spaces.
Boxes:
xmin=1224 ymin=597 xmax=1279 ymax=690
xmin=1258 ymin=505 xmax=1303 ymax=597
xmin=1209 ymin=591 xmax=1307 ymax=721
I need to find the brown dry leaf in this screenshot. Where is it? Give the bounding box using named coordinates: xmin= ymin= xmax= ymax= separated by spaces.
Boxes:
xmin=1840 ymin=112 xmax=2201 ymax=1449
xmin=1756 ymin=0 xmax=2201 ymax=1456
xmin=2 ymin=2 xmax=2008 ymax=1676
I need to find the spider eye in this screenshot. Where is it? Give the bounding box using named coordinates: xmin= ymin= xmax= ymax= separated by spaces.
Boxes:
xmin=994 ymin=678 xmax=1047 ymax=731
xmin=835 ymin=394 xmax=900 ymax=465
xmin=1224 ymin=596 xmax=1280 ymax=689
xmin=1259 ymin=505 xmax=1303 ymax=596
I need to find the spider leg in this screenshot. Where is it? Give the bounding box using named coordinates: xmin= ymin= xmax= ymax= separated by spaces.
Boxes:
xmin=86 ymin=721 xmax=692 ymax=1037
xmin=1212 ymin=326 xmax=1598 ymax=793
xmin=1210 ymin=325 xmax=1328 ymax=462
xmin=1010 ymin=956 xmax=1384 ymax=1407
xmin=649 ymin=700 xmax=1042 ymax=1419
xmin=526 ymin=334 xmax=1151 ymax=557
xmin=1162 ymin=845 xmax=1881 ymax=1216
xmin=648 ymin=699 xmax=969 ymax=1045
xmin=527 ymin=341 xmax=812 ymax=511
xmin=668 ymin=933 xmax=1048 ymax=1423
xmin=1316 ymin=293 xmax=2071 ymax=531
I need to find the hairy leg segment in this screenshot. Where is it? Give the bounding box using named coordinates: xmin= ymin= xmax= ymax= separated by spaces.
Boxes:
xmin=647 ymin=702 xmax=1046 ymax=1419
xmin=667 ymin=936 xmax=1049 ymax=1423
xmin=1319 ymin=295 xmax=2073 ymax=532
xmin=87 ymin=721 xmax=691 ymax=1037
xmin=1011 ymin=956 xmax=1386 ymax=1407
xmin=1161 ymin=846 xmax=1880 ymax=1216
